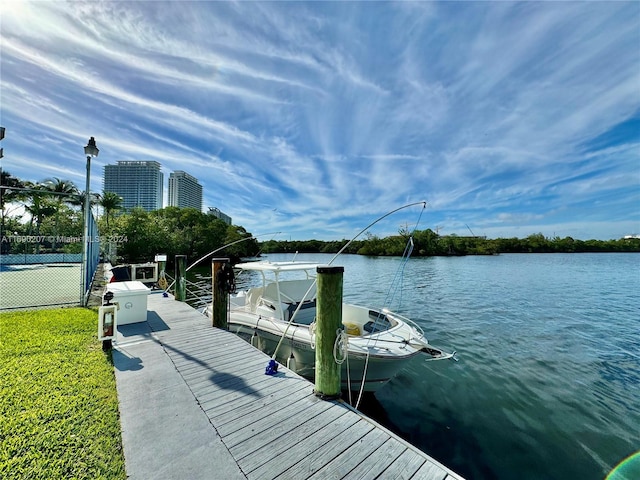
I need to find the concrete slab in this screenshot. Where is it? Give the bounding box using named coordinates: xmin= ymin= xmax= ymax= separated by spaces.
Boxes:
xmin=113 ymin=296 xmax=246 ymax=480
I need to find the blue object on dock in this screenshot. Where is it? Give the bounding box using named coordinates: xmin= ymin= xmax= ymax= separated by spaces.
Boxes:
xmin=265 ymin=359 xmax=278 ymax=375
xmin=162 ymin=292 xmax=168 ymax=298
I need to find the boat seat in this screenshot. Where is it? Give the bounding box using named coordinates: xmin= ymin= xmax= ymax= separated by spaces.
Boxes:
xmin=286 ymin=300 xmax=316 ymax=325
xmin=363 ymin=312 xmax=393 ymax=333
xmin=245 ymin=287 xmax=264 ymax=312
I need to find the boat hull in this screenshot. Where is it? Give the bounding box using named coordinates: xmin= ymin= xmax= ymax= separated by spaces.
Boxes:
xmin=228 ymin=311 xmax=421 ymax=392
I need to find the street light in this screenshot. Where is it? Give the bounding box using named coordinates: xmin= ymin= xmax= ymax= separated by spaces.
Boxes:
xmin=81 ymin=137 xmax=99 ymax=306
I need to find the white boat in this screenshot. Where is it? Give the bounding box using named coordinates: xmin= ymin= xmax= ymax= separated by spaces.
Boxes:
xmin=207 ymin=260 xmax=454 ymax=392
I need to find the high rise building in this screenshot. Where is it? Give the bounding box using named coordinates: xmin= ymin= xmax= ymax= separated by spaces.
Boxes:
xmin=207 ymin=207 xmax=232 ymax=225
xmin=103 ymin=161 xmax=163 ymax=211
xmin=168 ymin=171 xmax=202 ymax=210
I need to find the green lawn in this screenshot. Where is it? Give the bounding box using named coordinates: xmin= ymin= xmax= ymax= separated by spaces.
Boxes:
xmin=0 ymin=308 xmax=126 ymax=479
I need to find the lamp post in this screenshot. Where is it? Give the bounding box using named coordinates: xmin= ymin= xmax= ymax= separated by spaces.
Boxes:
xmin=81 ymin=137 xmax=99 ymax=306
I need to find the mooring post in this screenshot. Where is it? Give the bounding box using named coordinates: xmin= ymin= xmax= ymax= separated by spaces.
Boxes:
xmin=175 ymin=255 xmax=187 ymax=301
xmin=211 ymin=258 xmax=230 ymax=329
xmin=158 ymin=259 xmax=166 ymax=278
xmin=314 ymin=265 xmax=344 ymax=400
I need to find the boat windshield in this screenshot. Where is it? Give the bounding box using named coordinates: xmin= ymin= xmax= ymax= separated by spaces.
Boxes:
xmin=263 ymin=279 xmax=317 ymax=304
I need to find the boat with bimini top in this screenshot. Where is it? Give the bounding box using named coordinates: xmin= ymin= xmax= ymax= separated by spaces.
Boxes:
xmin=207 ymin=259 xmax=454 ymax=393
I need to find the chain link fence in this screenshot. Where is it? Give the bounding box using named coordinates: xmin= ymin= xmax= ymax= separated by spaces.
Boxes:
xmin=0 ymin=213 xmax=100 ymax=310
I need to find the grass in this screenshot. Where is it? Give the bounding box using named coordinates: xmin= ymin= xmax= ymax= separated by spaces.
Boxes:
xmin=0 ymin=308 xmax=126 ymax=479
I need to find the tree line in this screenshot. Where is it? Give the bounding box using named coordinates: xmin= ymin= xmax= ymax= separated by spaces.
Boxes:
xmin=2 ymin=171 xmax=637 ymax=263
xmin=261 ymin=231 xmax=640 ymax=256
xmin=1 ymin=171 xmax=122 ymax=254
xmin=0 ymin=171 xmax=259 ymax=265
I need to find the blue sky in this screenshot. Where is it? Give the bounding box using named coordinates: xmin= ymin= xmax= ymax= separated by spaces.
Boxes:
xmin=1 ymin=1 xmax=639 ymax=241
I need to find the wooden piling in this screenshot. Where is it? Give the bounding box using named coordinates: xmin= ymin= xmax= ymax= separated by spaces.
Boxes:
xmin=157 ymin=258 xmax=167 ymax=289
xmin=211 ymin=258 xmax=230 ymax=329
xmin=314 ymin=265 xmax=344 ymax=400
xmin=175 ymin=255 xmax=187 ymax=302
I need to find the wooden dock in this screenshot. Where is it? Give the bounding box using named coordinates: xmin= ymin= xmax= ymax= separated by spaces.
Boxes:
xmin=114 ymin=292 xmax=464 ymax=480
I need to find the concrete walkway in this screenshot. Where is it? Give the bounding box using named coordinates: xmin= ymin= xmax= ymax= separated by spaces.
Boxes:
xmin=112 ymin=292 xmax=245 ymax=480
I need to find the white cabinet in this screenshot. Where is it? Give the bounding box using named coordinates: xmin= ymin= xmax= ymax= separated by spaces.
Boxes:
xmin=106 ymin=281 xmax=150 ymax=325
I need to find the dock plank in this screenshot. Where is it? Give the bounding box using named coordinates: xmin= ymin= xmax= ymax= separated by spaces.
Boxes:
xmin=167 ymin=338 xmax=246 ymax=362
xmin=245 ymin=410 xmax=361 ymax=479
xmin=381 ymin=448 xmax=427 ymax=479
xmin=227 ymin=396 xmax=337 ymax=463
xmin=413 ymin=461 xmax=449 ymax=480
xmin=132 ymin=294 xmax=464 ymax=480
xmin=172 ymin=347 xmax=251 ymax=371
xmin=224 ymin=391 xmax=324 ymax=448
xmin=179 ymin=356 xmax=267 ymax=386
xmin=166 ymin=341 xmax=248 ymax=367
xmin=274 ymin=419 xmax=376 ymax=480
xmin=210 ymin=379 xmax=311 ymax=428
xmin=306 ymin=427 xmax=390 ymax=480
xmin=342 ymin=438 xmax=407 ymax=480
xmin=197 ymin=373 xmax=285 ymax=407
xmin=202 ymin=374 xmax=305 ymax=418
xmin=236 ymin=401 xmax=348 ymax=471
xmin=217 ymin=387 xmax=318 ymax=437
xmin=194 ymin=365 xmax=297 ymax=402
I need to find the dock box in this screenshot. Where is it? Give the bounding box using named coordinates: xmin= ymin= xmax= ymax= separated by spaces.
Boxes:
xmin=106 ymin=281 xmax=150 ymax=325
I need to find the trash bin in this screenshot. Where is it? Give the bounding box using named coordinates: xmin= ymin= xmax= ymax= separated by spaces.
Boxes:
xmin=106 ymin=281 xmax=150 ymax=325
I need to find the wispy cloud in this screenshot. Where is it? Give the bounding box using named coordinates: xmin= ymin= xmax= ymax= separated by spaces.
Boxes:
xmin=1 ymin=1 xmax=638 ymax=240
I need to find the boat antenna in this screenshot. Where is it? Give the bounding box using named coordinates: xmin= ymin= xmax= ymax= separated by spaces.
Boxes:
xmin=328 ymin=201 xmax=427 ymax=265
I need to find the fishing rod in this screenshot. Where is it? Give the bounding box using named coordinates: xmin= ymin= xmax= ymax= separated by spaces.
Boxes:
xmin=328 ymin=201 xmax=427 ymax=265
xmin=163 ymin=231 xmax=281 ymax=291
xmin=270 ymin=201 xmax=428 ymax=364
xmin=186 ymin=231 xmax=281 ymax=272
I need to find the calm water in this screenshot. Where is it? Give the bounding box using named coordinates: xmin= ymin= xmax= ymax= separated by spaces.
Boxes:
xmin=249 ymin=253 xmax=639 ymax=480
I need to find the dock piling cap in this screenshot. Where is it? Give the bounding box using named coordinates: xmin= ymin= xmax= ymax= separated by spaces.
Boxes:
xmin=316 ymin=265 xmax=344 ymax=274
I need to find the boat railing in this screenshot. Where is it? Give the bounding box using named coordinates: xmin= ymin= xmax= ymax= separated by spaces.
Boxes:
xmin=382 ymin=308 xmax=426 ymax=339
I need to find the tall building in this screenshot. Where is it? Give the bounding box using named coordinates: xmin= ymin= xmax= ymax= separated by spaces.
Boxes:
xmin=207 ymin=207 xmax=232 ymax=225
xmin=103 ymin=161 xmax=163 ymax=211
xmin=168 ymin=171 xmax=202 ymax=210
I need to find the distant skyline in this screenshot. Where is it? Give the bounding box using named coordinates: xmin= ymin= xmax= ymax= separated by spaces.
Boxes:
xmin=168 ymin=170 xmax=203 ymax=211
xmin=103 ymin=161 xmax=163 ymax=212
xmin=1 ymin=1 xmax=639 ymax=241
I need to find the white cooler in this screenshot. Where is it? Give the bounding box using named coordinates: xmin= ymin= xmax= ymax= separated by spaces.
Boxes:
xmin=106 ymin=281 xmax=150 ymax=325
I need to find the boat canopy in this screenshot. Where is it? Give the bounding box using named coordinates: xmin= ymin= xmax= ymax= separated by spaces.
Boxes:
xmin=234 ymin=261 xmax=321 ymax=274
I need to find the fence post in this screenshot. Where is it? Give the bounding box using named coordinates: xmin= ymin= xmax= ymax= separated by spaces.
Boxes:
xmin=175 ymin=255 xmax=186 ymax=301
xmin=314 ymin=265 xmax=344 ymax=400
xmin=211 ymin=258 xmax=230 ymax=329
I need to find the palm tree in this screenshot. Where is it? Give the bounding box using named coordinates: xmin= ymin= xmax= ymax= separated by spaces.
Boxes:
xmin=42 ymin=178 xmax=78 ymax=250
xmin=99 ymin=191 xmax=123 ymax=229
xmin=42 ymin=177 xmax=78 ymax=199
xmin=23 ymin=182 xmax=56 ymax=254
xmin=1 ymin=170 xmax=25 ymax=253
xmin=70 ymin=191 xmax=101 ymax=212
